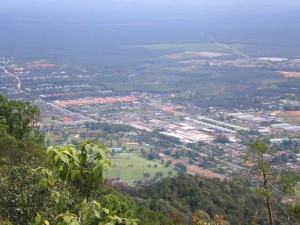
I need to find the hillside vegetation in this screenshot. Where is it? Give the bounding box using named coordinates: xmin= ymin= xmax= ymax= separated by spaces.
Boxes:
xmin=0 ymin=94 xmax=299 ymax=225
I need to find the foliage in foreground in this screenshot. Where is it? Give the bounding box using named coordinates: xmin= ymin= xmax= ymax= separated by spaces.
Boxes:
xmin=246 ymin=139 xmax=300 ymax=225
xmin=1 ymin=95 xmax=300 ymax=225
xmin=0 ymin=138 xmax=173 ymax=224
xmin=0 ymin=139 xmax=138 ymax=225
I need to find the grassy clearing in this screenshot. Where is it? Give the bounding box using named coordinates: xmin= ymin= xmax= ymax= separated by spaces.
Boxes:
xmin=126 ymin=43 xmax=230 ymax=52
xmin=159 ymin=51 xmax=230 ymax=60
xmin=125 ymin=43 xmax=249 ymax=57
xmin=105 ymin=153 xmax=176 ymax=185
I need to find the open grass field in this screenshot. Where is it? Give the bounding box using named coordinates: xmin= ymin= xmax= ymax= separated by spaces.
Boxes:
xmin=126 ymin=42 xmax=250 ymax=58
xmin=105 ymin=153 xmax=176 ymax=185
xmin=126 ymin=43 xmax=234 ymax=52
xmin=159 ymin=51 xmax=230 ymax=60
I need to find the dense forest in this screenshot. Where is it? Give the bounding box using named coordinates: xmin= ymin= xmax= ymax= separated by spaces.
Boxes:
xmin=0 ymin=94 xmax=300 ymax=225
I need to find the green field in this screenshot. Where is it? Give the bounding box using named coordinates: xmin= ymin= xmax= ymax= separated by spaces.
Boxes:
xmin=125 ymin=42 xmax=249 ymax=57
xmin=105 ymin=153 xmax=176 ymax=185
xmin=126 ymin=43 xmax=229 ymax=52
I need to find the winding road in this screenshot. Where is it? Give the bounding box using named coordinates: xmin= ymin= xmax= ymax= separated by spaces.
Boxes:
xmin=0 ymin=60 xmax=22 ymax=93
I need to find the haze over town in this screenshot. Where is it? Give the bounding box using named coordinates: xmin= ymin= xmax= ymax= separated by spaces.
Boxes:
xmin=1 ymin=1 xmax=300 ymax=224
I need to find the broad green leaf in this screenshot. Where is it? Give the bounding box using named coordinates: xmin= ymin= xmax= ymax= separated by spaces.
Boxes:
xmin=54 ymin=153 xmax=60 ymax=163
xmin=46 ymin=146 xmax=53 ymax=153
xmin=63 ymin=215 xmax=71 ymax=223
xmin=93 ymin=209 xmax=100 ymax=218
xmin=99 ymin=148 xmax=107 ymax=159
xmin=85 ymin=144 xmax=92 ymax=152
xmin=92 ymin=200 xmax=101 ymax=209
xmin=50 ymin=191 xmax=60 ymax=204
xmin=92 ymin=144 xmax=99 ymax=152
xmin=60 ymin=154 xmax=69 ymax=164
xmin=103 ymin=208 xmax=110 ymax=214
xmin=48 ymin=174 xmax=55 ymax=187
xmin=34 ymin=213 xmax=42 ymax=224
xmin=93 ymin=165 xmax=102 ymax=178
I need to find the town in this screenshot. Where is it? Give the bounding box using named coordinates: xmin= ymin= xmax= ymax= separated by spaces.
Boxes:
xmin=1 ymin=56 xmax=300 ymax=184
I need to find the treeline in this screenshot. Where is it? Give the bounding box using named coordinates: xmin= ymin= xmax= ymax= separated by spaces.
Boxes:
xmin=283 ymin=104 xmax=300 ymax=111
xmin=85 ymin=122 xmax=136 ymax=133
xmin=152 ymin=130 xmax=182 ymax=145
xmin=1 ymin=95 xmax=299 ymax=225
xmin=0 ymin=95 xmax=173 ymax=225
xmin=123 ymin=175 xmax=289 ymax=225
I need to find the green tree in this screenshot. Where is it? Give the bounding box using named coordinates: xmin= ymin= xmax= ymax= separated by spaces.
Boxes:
xmin=155 ymin=171 xmax=163 ymax=178
xmin=33 ymin=140 xmax=138 ymax=225
xmin=174 ymin=163 xmax=187 ymax=173
xmin=0 ymin=94 xmax=41 ymax=141
xmin=247 ymin=139 xmax=300 ymax=225
xmin=143 ymin=172 xmax=151 ymax=178
xmin=213 ymin=136 xmax=229 ymax=144
xmin=247 ymin=139 xmax=274 ymax=225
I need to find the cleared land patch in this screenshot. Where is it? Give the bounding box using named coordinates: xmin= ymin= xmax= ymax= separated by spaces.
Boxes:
xmin=277 ymin=71 xmax=300 ymax=78
xmin=12 ymin=60 xmax=54 ymax=71
xmin=160 ymin=105 xmax=188 ymax=116
xmin=57 ymin=96 xmax=137 ymax=106
xmin=276 ymin=111 xmax=300 ymax=123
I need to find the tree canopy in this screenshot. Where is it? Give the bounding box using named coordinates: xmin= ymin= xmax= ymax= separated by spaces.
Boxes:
xmin=0 ymin=94 xmax=41 ymax=140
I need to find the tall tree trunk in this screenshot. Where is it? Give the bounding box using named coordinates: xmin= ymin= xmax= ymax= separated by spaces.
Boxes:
xmin=263 ymin=171 xmax=273 ymax=225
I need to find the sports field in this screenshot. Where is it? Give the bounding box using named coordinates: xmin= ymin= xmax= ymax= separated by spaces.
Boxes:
xmin=105 ymin=153 xmax=176 ymax=185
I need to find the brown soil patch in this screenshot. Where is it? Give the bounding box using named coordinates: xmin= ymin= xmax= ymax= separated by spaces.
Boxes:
xmin=277 ymin=71 xmax=300 ymax=78
xmin=276 ymin=110 xmax=300 ymax=116
xmin=61 ymin=117 xmax=72 ymax=123
xmin=275 ymin=110 xmax=300 ymax=121
xmin=13 ymin=60 xmax=54 ymax=71
xmin=160 ymin=105 xmax=188 ymax=116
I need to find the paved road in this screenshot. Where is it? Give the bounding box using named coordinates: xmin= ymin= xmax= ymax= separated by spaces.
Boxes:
xmin=1 ymin=60 xmax=22 ymax=92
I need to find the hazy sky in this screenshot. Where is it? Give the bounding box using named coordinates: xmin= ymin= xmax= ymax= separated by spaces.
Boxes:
xmin=1 ymin=0 xmax=300 ymax=12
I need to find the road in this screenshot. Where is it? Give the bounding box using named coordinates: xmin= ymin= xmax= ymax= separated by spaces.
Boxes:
xmin=201 ymin=33 xmax=250 ymax=59
xmin=0 ymin=60 xmax=22 ymax=93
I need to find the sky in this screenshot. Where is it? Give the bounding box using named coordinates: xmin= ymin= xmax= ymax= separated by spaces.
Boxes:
xmin=0 ymin=0 xmax=299 ymax=27
xmin=1 ymin=0 xmax=300 ymax=12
